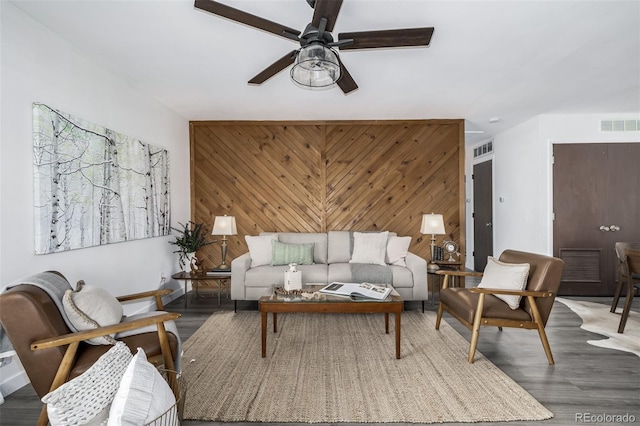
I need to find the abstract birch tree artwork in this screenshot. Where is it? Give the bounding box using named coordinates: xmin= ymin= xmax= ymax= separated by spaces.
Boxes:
xmin=33 ymin=103 xmax=171 ymax=254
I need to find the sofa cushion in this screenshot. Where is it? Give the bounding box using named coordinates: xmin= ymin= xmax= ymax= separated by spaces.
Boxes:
xmin=245 ymin=264 xmax=328 ymax=287
xmin=327 ymin=263 xmax=351 ymax=284
xmin=327 ymin=263 xmax=412 ymax=288
xmin=246 ymin=235 xmax=279 ymax=267
xmin=271 ymin=241 xmax=314 ymax=265
xmin=478 ymin=256 xmax=530 ymax=309
xmin=263 ymin=232 xmax=328 ymax=264
xmin=350 ymin=231 xmax=389 ymax=266
xmin=389 ymin=265 xmax=414 ymax=288
xmin=386 ymin=236 xmax=412 ymax=267
xmin=327 ymin=231 xmax=352 ymax=264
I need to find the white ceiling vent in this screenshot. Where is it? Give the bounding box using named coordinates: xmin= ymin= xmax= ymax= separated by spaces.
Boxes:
xmin=473 ymin=140 xmax=493 ymax=158
xmin=600 ymin=119 xmax=640 ymax=132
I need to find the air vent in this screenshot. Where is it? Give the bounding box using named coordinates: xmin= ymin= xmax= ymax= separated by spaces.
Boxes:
xmin=473 ymin=140 xmax=493 ymax=158
xmin=601 ymin=119 xmax=640 ymax=132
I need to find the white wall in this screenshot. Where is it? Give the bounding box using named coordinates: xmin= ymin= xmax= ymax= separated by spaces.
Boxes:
xmin=466 ymin=113 xmax=640 ymax=269
xmin=0 ymin=3 xmax=190 ymax=396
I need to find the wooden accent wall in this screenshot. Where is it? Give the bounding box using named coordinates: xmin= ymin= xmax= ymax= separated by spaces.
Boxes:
xmin=189 ymin=120 xmax=465 ymax=268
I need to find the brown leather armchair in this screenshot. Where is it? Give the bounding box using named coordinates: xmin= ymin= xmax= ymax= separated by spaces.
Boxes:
xmin=435 ymin=250 xmax=564 ymax=364
xmin=610 ymin=242 xmax=640 ymax=315
xmin=616 ymin=248 xmax=640 ymax=333
xmin=0 ymin=271 xmax=181 ymax=426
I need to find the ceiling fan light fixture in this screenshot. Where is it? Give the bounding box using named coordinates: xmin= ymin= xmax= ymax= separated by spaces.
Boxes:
xmin=290 ymin=44 xmax=341 ymax=89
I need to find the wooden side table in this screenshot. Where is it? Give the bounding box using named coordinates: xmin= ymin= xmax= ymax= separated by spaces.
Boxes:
xmin=171 ymin=271 xmax=231 ymax=308
xmin=428 ymin=260 xmax=463 ymax=301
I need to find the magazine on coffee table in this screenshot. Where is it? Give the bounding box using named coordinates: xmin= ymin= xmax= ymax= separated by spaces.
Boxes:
xmin=319 ymin=282 xmax=392 ymax=300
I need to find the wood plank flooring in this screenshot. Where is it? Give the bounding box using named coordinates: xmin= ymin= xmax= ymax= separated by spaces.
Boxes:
xmin=1 ymin=287 xmax=638 ymax=426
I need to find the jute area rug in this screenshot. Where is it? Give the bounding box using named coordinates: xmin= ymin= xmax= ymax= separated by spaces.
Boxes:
xmin=181 ymin=311 xmax=552 ymax=423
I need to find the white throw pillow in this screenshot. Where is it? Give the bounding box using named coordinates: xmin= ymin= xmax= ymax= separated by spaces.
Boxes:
xmin=42 ymin=342 xmax=133 ymax=426
xmin=245 ymin=235 xmax=279 ymax=267
xmin=350 ymin=231 xmax=389 ymax=266
xmin=108 ymin=348 xmax=177 ymax=426
xmin=478 ymin=256 xmax=530 ymax=309
xmin=62 ymin=280 xmax=123 ymax=345
xmin=386 ymin=236 xmax=412 ymax=266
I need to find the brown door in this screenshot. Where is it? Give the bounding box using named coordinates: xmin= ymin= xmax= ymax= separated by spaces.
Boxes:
xmin=553 ymin=143 xmax=640 ymax=296
xmin=473 ymin=160 xmax=493 ymax=271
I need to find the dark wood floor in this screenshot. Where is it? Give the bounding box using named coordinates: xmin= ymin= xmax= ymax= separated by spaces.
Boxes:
xmin=1 ymin=287 xmax=639 ymax=426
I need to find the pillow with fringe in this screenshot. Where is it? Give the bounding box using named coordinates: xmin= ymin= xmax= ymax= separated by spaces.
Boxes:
xmin=62 ymin=280 xmax=123 ymax=345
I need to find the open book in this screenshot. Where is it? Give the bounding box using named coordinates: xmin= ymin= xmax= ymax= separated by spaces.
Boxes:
xmin=319 ymin=282 xmax=392 ymax=300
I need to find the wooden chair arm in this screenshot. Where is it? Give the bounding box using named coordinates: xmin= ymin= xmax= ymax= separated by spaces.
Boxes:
xmin=117 ymin=289 xmax=172 ymax=310
xmin=435 ymin=270 xmax=484 ymax=278
xmin=435 ymin=270 xmax=483 ymax=289
xmin=469 ymin=287 xmax=554 ymax=298
xmin=31 ymin=311 xmax=181 ymax=350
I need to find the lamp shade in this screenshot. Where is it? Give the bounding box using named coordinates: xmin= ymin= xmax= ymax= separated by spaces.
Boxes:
xmin=212 ymin=215 xmax=237 ymax=236
xmin=290 ymin=44 xmax=341 ymax=88
xmin=420 ymin=213 xmax=445 ymax=235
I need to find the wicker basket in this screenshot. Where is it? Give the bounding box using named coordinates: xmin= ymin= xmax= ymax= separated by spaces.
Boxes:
xmin=144 ymin=370 xmax=187 ymax=426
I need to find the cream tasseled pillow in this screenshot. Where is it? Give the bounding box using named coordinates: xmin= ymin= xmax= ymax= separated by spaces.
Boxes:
xmin=478 ymin=256 xmax=530 ymax=309
xmin=62 ymin=280 xmax=123 ymax=345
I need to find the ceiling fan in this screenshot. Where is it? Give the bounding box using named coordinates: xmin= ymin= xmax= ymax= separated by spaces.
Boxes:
xmin=194 ymin=0 xmax=434 ymax=94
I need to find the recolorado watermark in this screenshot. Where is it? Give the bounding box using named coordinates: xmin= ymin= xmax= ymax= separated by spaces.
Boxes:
xmin=575 ymin=412 xmax=636 ymax=423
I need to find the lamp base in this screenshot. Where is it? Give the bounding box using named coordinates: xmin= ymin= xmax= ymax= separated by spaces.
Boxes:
xmin=214 ymin=263 xmax=231 ymax=271
xmin=427 ymin=262 xmax=440 ymax=273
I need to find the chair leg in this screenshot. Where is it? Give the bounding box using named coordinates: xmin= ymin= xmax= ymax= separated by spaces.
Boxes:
xmin=527 ymin=295 xmax=555 ymax=364
xmin=618 ymin=280 xmax=634 ymax=333
xmin=156 ymin=322 xmax=179 ymax=398
xmin=48 ymin=341 xmax=80 ymax=391
xmin=610 ymin=277 xmax=624 ymax=313
xmin=468 ymin=293 xmax=485 ymax=363
xmin=37 ymin=405 xmax=49 ymax=426
xmin=38 ymin=341 xmax=80 ymax=426
xmin=435 ymin=302 xmax=444 ymax=330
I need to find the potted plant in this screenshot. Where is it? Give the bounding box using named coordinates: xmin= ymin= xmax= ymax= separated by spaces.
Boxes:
xmin=169 ymin=221 xmax=215 ymax=271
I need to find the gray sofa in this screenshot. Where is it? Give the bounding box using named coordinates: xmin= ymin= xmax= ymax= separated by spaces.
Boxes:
xmin=231 ymin=231 xmax=427 ymax=307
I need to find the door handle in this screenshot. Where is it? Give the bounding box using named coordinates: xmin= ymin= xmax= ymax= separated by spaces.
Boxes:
xmin=485 ymin=222 xmax=492 ymax=228
xmin=599 ymin=225 xmax=610 ymax=232
xmin=610 ymin=225 xmax=620 ymax=232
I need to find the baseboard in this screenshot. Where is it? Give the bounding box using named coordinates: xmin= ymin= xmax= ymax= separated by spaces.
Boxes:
xmin=0 ymin=356 xmax=29 ymax=400
xmin=163 ymin=287 xmax=184 ymax=306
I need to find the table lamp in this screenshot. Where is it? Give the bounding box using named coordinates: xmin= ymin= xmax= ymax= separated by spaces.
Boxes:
xmin=211 ymin=215 xmax=237 ymax=270
xmin=420 ymin=213 xmax=446 ymax=272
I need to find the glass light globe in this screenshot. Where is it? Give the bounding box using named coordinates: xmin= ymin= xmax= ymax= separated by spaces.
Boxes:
xmin=291 ymin=44 xmax=341 ymax=88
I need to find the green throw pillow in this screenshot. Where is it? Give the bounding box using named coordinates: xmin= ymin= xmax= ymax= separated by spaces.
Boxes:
xmin=271 ymin=241 xmax=314 ymax=265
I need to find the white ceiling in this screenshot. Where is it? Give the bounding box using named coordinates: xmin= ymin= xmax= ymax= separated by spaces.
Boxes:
xmin=10 ymin=0 xmax=640 ymax=144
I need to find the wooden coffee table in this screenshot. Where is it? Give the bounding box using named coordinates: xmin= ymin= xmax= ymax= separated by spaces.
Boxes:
xmin=258 ymin=284 xmax=403 ymax=359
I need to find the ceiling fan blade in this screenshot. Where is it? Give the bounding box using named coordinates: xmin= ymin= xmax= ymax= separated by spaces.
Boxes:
xmin=248 ymin=50 xmax=298 ymax=84
xmin=338 ymin=27 xmax=434 ymax=50
xmin=337 ymin=60 xmax=358 ymax=94
xmin=311 ymin=0 xmax=343 ymax=32
xmin=194 ymin=0 xmax=300 ymax=40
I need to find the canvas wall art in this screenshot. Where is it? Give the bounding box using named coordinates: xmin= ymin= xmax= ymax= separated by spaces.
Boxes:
xmin=33 ymin=103 xmax=171 ymax=254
